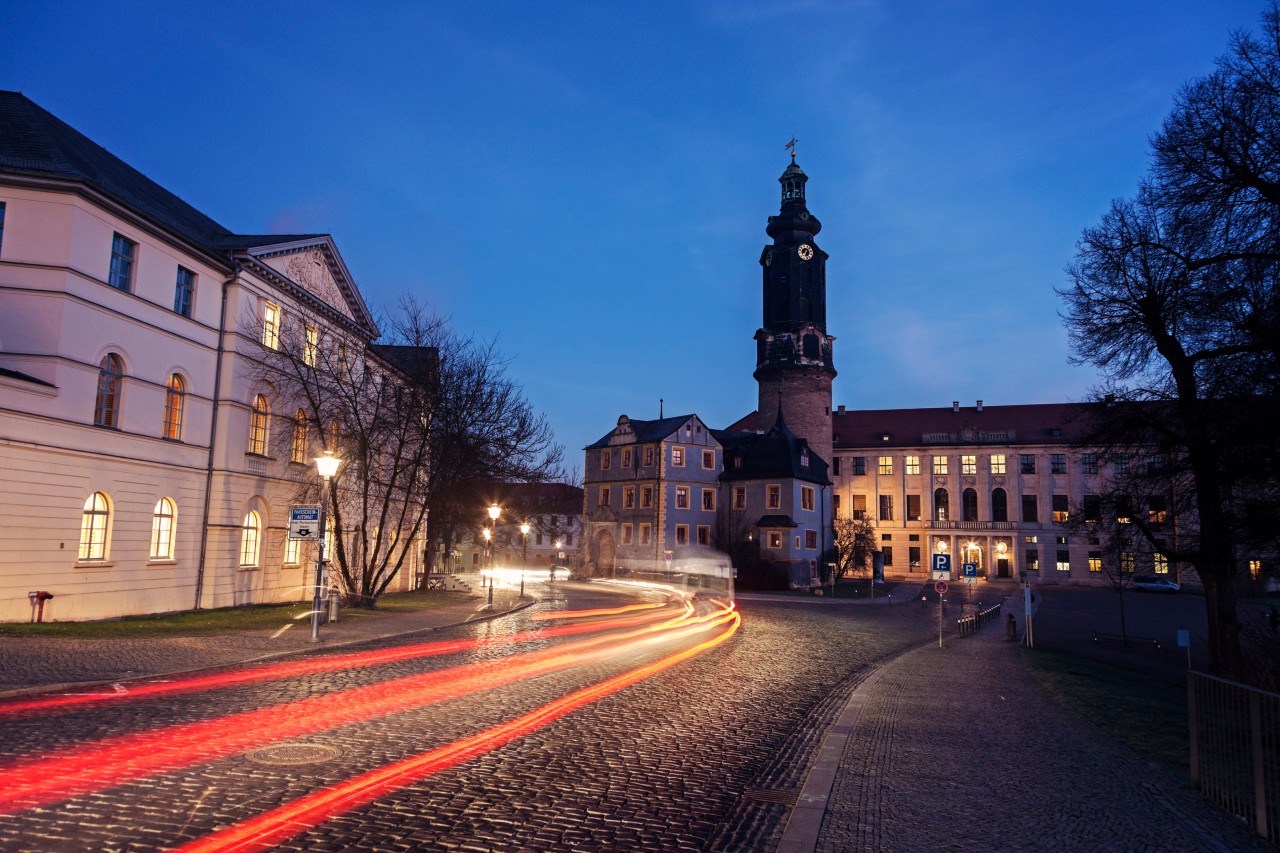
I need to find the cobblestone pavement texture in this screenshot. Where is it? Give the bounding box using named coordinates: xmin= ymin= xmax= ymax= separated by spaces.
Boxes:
xmin=0 ymin=580 xmax=1268 ymax=852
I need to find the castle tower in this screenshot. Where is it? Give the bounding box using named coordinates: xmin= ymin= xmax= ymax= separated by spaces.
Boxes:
xmin=753 ymin=151 xmax=836 ymax=466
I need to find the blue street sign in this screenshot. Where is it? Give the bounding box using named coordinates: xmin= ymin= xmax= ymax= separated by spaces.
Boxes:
xmin=962 ymin=563 xmax=977 ymax=577
xmin=931 ymin=553 xmax=951 ymax=578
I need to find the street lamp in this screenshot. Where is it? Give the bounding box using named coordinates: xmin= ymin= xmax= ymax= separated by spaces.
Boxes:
xmin=519 ymin=522 xmax=530 ymax=597
xmin=486 ymin=504 xmax=501 ymax=606
xmin=311 ymin=450 xmax=342 ymax=643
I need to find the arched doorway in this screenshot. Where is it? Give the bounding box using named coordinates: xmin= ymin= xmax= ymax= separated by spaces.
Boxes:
xmin=594 ymin=529 xmax=617 ymax=578
xmin=963 ymin=542 xmax=983 ymax=574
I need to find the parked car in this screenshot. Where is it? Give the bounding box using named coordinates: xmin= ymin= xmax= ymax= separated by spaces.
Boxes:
xmin=1133 ymin=574 xmax=1181 ymax=593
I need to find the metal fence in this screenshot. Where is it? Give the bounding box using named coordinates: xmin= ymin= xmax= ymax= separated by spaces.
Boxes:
xmin=1188 ymin=670 xmax=1280 ymax=841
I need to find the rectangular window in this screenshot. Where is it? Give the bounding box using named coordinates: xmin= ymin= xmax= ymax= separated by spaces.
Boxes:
xmin=990 ymin=454 xmax=1006 ymax=475
xmin=1021 ymin=495 xmax=1038 ymax=523
xmin=882 ymin=546 xmax=894 ymax=566
xmin=734 ymin=486 xmax=746 ymax=509
xmin=933 ymin=456 xmax=949 ymax=475
xmin=767 ymin=485 xmax=781 ymax=509
xmin=961 ymin=455 xmax=977 ymax=475
xmin=676 ymin=486 xmax=689 ymax=509
xmin=1056 ymin=550 xmax=1071 ymax=572
xmin=1083 ymin=494 xmax=1101 ymax=524
xmin=109 ymin=233 xmax=136 ymax=291
xmin=878 ymin=456 xmax=893 ymax=475
xmin=801 ymin=486 xmax=815 ymax=511
xmin=675 ymin=525 xmax=688 ymax=545
xmin=283 ymin=536 xmax=301 ymax=566
xmin=1052 ymin=494 xmax=1069 ymax=524
xmin=1147 ymin=496 xmax=1168 ymax=524
xmin=852 ymin=494 xmax=867 ymax=519
xmin=768 ymin=531 xmax=783 ymax=549
xmin=702 ymin=449 xmax=715 ymax=469
xmin=1121 ymin=552 xmax=1135 ymax=573
xmin=600 ymin=486 xmax=611 ymax=506
xmin=833 ymin=457 xmax=842 ymax=476
xmin=1147 ymin=452 xmax=1164 ymax=471
xmin=622 ymin=524 xmax=633 ymax=545
xmin=832 ymin=494 xmax=840 ymax=516
xmin=1025 ymin=550 xmax=1039 ymax=571
xmin=1082 ymin=453 xmax=1098 ymax=475
xmin=600 ymin=449 xmax=611 ymax=469
xmin=1250 ymin=559 xmax=1262 ymax=580
xmin=0 ymin=201 xmax=5 ymax=256
xmin=702 ymin=488 xmax=716 ymax=511
xmin=642 ymin=486 xmax=653 ymax=508
xmin=805 ymin=529 xmax=817 ymax=549
xmin=1051 ymin=454 xmax=1067 ymax=474
xmin=1115 ymin=454 xmax=1130 ymax=474
xmin=623 ymin=487 xmax=635 ymax=509
xmin=672 ymin=446 xmax=685 ymax=467
xmin=640 ymin=524 xmax=651 ymax=545
xmin=852 ymin=457 xmax=866 ymax=476
xmin=304 ymin=325 xmax=319 ymax=367
xmin=905 ymin=456 xmax=921 ymax=475
xmin=1056 ymin=535 xmax=1068 ymax=545
xmin=1020 ymin=454 xmax=1036 ymax=474
xmin=622 ymin=448 xmax=632 ymax=468
xmin=879 ymin=494 xmax=894 ymax=521
xmin=906 ymin=494 xmax=921 ymax=521
xmin=1025 ymin=535 xmax=1038 ymax=544
xmin=644 ymin=446 xmax=655 ymax=466
xmin=1154 ymin=552 xmax=1170 ymax=574
xmin=263 ymin=302 xmax=281 ymax=349
xmin=909 ymin=546 xmax=921 ymax=568
xmin=174 ymin=266 xmax=195 ymax=317
xmin=1088 ymin=551 xmax=1102 ymax=573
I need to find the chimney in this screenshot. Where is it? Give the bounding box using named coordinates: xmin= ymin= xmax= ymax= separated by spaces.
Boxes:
xmin=976 ymin=400 xmax=983 ymax=412
xmin=952 ymin=401 xmax=960 ymax=413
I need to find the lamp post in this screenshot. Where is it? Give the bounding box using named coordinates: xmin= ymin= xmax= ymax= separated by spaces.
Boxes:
xmin=519 ymin=522 xmax=530 ymax=597
xmin=311 ymin=450 xmax=342 ymax=643
xmin=486 ymin=504 xmax=501 ymax=606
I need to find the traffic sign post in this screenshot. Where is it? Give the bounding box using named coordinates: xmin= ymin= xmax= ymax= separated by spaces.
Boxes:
xmin=931 ymin=553 xmax=952 ymax=580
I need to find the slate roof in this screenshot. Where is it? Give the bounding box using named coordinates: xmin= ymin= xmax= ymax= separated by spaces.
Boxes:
xmin=756 ymin=514 xmax=798 ymax=528
xmin=585 ymin=414 xmax=701 ymax=449
xmin=0 ymin=366 xmax=55 ymax=387
xmin=713 ymin=410 xmax=831 ymax=486
xmin=728 ymin=402 xmax=1092 ymax=449
xmin=0 ymin=91 xmax=321 ymax=263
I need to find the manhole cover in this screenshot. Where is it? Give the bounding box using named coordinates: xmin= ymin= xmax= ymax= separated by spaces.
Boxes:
xmin=741 ymin=788 xmax=800 ymax=806
xmin=245 ymin=742 xmax=343 ymax=766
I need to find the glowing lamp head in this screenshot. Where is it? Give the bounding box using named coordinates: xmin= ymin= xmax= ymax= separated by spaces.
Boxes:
xmin=314 ymin=450 xmax=342 ymax=480
xmin=520 ymin=523 xmax=530 ymax=536
xmin=482 ymin=528 xmax=491 ymax=542
xmin=936 ymin=541 xmax=948 ymax=552
xmin=996 ymin=542 xmax=1008 ymax=555
xmin=488 ymin=505 xmax=502 ymax=521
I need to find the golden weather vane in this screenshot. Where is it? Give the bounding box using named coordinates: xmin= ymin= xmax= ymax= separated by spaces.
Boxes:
xmin=785 ymin=135 xmax=798 ymax=160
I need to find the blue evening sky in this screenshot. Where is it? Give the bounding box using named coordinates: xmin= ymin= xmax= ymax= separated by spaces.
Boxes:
xmin=2 ymin=1 xmax=1266 ymax=472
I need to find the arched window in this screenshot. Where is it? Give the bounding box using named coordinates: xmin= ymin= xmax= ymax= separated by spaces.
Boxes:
xmin=79 ymin=492 xmax=111 ymax=560
xmin=248 ymin=394 xmax=270 ymax=455
xmin=239 ymin=510 xmax=262 ymax=567
xmin=150 ymin=497 xmax=176 ymax=560
xmin=933 ymin=488 xmax=949 ymax=522
xmin=94 ymin=353 xmax=124 ymax=427
xmin=291 ymin=409 xmax=309 ymax=463
xmin=163 ymin=374 xmax=185 ymax=440
xmin=991 ymin=488 xmax=1008 ymax=523
xmin=963 ymin=488 xmax=978 ymax=522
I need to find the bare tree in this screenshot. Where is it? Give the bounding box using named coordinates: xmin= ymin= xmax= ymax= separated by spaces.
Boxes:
xmin=1059 ymin=5 xmax=1280 ymax=677
xmin=832 ymin=515 xmax=876 ymax=583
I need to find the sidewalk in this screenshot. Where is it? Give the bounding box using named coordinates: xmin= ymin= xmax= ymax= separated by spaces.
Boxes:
xmin=783 ymin=597 xmax=1271 ymax=853
xmin=0 ymin=584 xmax=528 ymax=699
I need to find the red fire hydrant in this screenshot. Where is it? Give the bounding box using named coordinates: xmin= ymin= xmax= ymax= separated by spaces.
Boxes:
xmin=28 ymin=591 xmax=54 ymax=623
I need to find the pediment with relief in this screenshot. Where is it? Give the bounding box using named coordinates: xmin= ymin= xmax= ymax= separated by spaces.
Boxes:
xmin=261 ymin=248 xmax=354 ymax=321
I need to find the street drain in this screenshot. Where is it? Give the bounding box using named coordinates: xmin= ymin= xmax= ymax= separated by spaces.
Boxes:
xmin=742 ymin=788 xmax=800 ymax=807
xmin=244 ymin=742 xmax=343 ymax=766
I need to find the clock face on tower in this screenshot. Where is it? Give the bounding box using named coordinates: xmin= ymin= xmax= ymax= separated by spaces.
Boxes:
xmin=797 ymin=243 xmax=814 ymax=261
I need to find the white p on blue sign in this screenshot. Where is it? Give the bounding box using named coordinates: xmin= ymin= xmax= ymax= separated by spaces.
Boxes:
xmin=931 ymin=553 xmax=952 ymax=578
xmin=962 ymin=563 xmax=978 ymax=577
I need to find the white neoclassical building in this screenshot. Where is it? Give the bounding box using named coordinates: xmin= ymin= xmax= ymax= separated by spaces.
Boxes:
xmin=0 ymin=91 xmax=422 ymax=622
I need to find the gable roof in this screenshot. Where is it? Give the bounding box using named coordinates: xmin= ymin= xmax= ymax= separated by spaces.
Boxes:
xmin=713 ymin=410 xmax=831 ymax=485
xmin=585 ymin=414 xmax=705 ymax=449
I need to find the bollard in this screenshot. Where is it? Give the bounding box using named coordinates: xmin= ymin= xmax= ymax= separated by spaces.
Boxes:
xmin=1005 ymin=612 xmax=1016 ymax=641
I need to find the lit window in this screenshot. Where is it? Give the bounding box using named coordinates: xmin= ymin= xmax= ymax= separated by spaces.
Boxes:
xmin=108 ymin=234 xmax=136 ymax=291
xmin=1121 ymin=552 xmax=1135 ymax=573
xmin=262 ymin=302 xmax=281 ymax=349
xmin=801 ymin=486 xmax=815 ymax=511
xmin=672 ymin=446 xmax=685 ymax=467
xmin=1154 ymin=553 xmax=1170 ymax=574
xmin=1148 ymin=496 xmax=1168 ymax=524
xmin=702 ymin=488 xmax=716 ymax=511
xmin=600 ymin=449 xmax=611 ymax=470
xmin=163 ymin=374 xmax=185 ymax=440
xmin=1088 ymin=552 xmax=1102 ymax=573
xmin=676 ymin=487 xmax=689 ymax=509
xmin=905 ymin=455 xmax=921 ymax=475
xmin=934 ymin=488 xmax=949 ymax=522
xmin=94 ymin=353 xmax=124 ymax=428
xmin=878 ymin=456 xmax=893 ymax=475
xmin=78 ymin=492 xmax=111 ymax=560
xmin=1025 ymin=550 xmax=1039 ymax=571
xmin=624 ymin=487 xmax=635 ymax=509
xmin=990 ymin=454 xmax=1006 ymax=475
xmin=1051 ymin=454 xmax=1067 ymax=474
xmin=641 ymin=487 xmax=653 ymax=508
xmin=292 ymin=410 xmax=309 ymax=463
xmin=676 ymin=525 xmax=688 ymax=545
xmin=304 ymin=325 xmax=319 ymax=366
xmin=768 ymin=531 xmax=783 ymax=548
xmin=1052 ymin=495 xmax=1069 ymax=524
xmin=174 ymin=266 xmax=195 ymax=317
xmin=283 ymin=536 xmax=302 ymax=565
xmin=149 ymin=497 xmax=176 ymax=560
xmin=1056 ymin=550 xmax=1070 ymax=572
xmin=962 ymin=455 xmax=977 ymax=475
xmin=702 ymin=449 xmax=715 ymax=469
xmin=800 ymin=448 xmax=810 ymax=468
xmin=767 ymin=485 xmax=781 ymax=509
xmin=734 ymin=486 xmax=746 ymax=509
xmin=239 ymin=510 xmax=262 ymax=567
xmin=1249 ymin=559 xmax=1262 ymax=579
xmin=933 ymin=456 xmax=948 ymax=475
xmin=248 ymin=394 xmax=270 ymax=455
xmin=697 ymin=525 xmax=710 ymax=546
